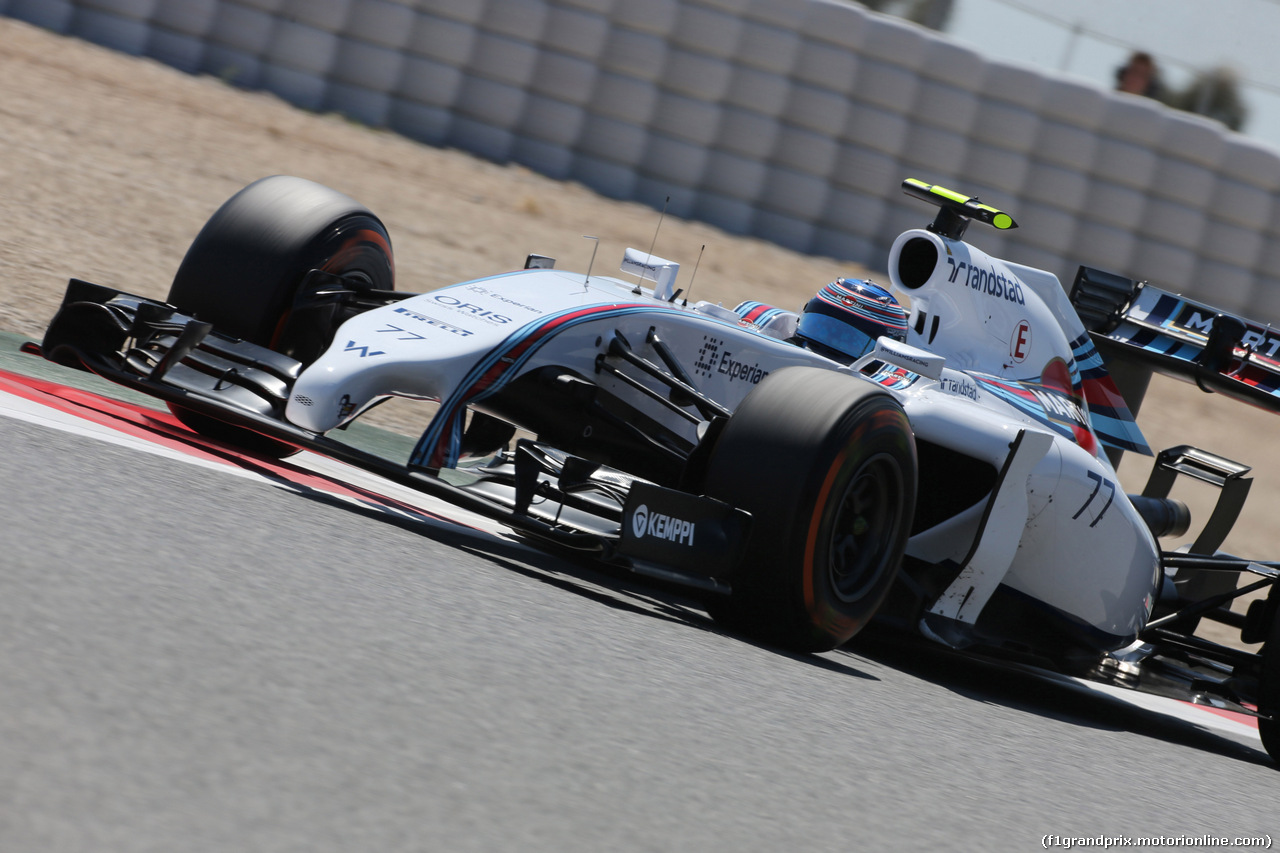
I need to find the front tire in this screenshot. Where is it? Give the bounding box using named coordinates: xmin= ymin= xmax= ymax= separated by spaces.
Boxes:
xmin=168 ymin=175 xmax=394 ymax=361
xmin=164 ymin=176 xmax=395 ymax=457
xmin=701 ymin=367 xmax=917 ymax=652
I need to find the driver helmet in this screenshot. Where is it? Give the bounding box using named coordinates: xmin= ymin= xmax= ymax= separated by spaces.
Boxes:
xmin=795 ymin=278 xmax=908 ymax=362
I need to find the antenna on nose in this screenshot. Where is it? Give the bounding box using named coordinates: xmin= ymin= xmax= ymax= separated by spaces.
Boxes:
xmin=637 ymin=196 xmax=671 ymax=295
xmin=680 ymin=244 xmax=705 ymax=305
xmin=583 ymin=235 xmax=599 ymax=290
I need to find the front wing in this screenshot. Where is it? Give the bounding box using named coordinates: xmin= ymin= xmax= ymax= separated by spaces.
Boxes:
xmin=34 ymin=279 xmax=750 ymax=591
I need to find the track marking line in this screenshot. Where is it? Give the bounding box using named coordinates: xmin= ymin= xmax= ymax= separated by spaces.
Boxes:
xmin=0 ymin=367 xmax=509 ymax=538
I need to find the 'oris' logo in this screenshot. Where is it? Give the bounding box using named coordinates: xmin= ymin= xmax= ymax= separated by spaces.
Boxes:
xmin=432 ymin=294 xmax=512 ymax=324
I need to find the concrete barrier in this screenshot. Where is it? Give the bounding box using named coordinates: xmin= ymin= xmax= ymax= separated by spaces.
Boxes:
xmin=10 ymin=0 xmax=1280 ymax=319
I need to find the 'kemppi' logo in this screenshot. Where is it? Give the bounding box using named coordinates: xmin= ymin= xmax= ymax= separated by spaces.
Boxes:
xmin=631 ymin=504 xmax=696 ymax=546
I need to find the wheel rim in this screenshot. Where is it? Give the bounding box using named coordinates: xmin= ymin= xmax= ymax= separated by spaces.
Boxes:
xmin=827 ymin=452 xmax=904 ymax=603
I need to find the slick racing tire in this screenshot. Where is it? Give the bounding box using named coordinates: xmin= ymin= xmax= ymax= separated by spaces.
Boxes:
xmin=701 ymin=367 xmax=917 ymax=653
xmin=165 ymin=176 xmax=395 ymax=458
xmin=168 ymin=175 xmax=394 ymax=359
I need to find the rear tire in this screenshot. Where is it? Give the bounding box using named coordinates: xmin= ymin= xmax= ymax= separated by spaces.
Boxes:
xmin=701 ymin=367 xmax=917 ymax=652
xmin=165 ymin=176 xmax=395 ymax=457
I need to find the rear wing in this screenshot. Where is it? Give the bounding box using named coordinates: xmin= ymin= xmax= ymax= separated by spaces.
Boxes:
xmin=1069 ymin=266 xmax=1280 ymax=418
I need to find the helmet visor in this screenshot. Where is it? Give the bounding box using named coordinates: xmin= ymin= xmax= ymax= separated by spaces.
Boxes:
xmin=795 ymin=310 xmax=880 ymax=361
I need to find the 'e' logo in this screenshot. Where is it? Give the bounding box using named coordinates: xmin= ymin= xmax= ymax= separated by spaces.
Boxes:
xmin=1011 ymin=321 xmax=1031 ymax=363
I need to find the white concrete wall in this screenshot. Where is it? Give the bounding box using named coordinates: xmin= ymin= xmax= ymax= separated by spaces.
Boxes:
xmin=7 ymin=0 xmax=1280 ymax=318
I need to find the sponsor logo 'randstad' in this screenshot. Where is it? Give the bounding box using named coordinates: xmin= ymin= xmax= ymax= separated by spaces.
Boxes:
xmin=632 ymin=504 xmax=696 ymax=546
xmin=940 ymin=376 xmax=979 ymax=400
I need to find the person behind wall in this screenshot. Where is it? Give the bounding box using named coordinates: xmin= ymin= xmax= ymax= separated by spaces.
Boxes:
xmin=1116 ymin=51 xmax=1166 ymax=101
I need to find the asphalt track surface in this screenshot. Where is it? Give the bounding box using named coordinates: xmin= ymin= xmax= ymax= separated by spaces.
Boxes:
xmin=0 ymin=348 xmax=1276 ymax=852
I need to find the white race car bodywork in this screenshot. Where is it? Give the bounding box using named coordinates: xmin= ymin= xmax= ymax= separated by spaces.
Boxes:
xmin=286 ymin=231 xmax=1161 ymax=653
xmin=884 ymin=227 xmax=1160 ymax=649
xmin=288 ymin=265 xmax=827 ymax=466
xmin=36 ymin=175 xmax=1280 ymax=762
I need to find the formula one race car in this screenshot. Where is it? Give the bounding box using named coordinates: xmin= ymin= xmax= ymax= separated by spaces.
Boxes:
xmin=31 ymin=176 xmax=1280 ymax=765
